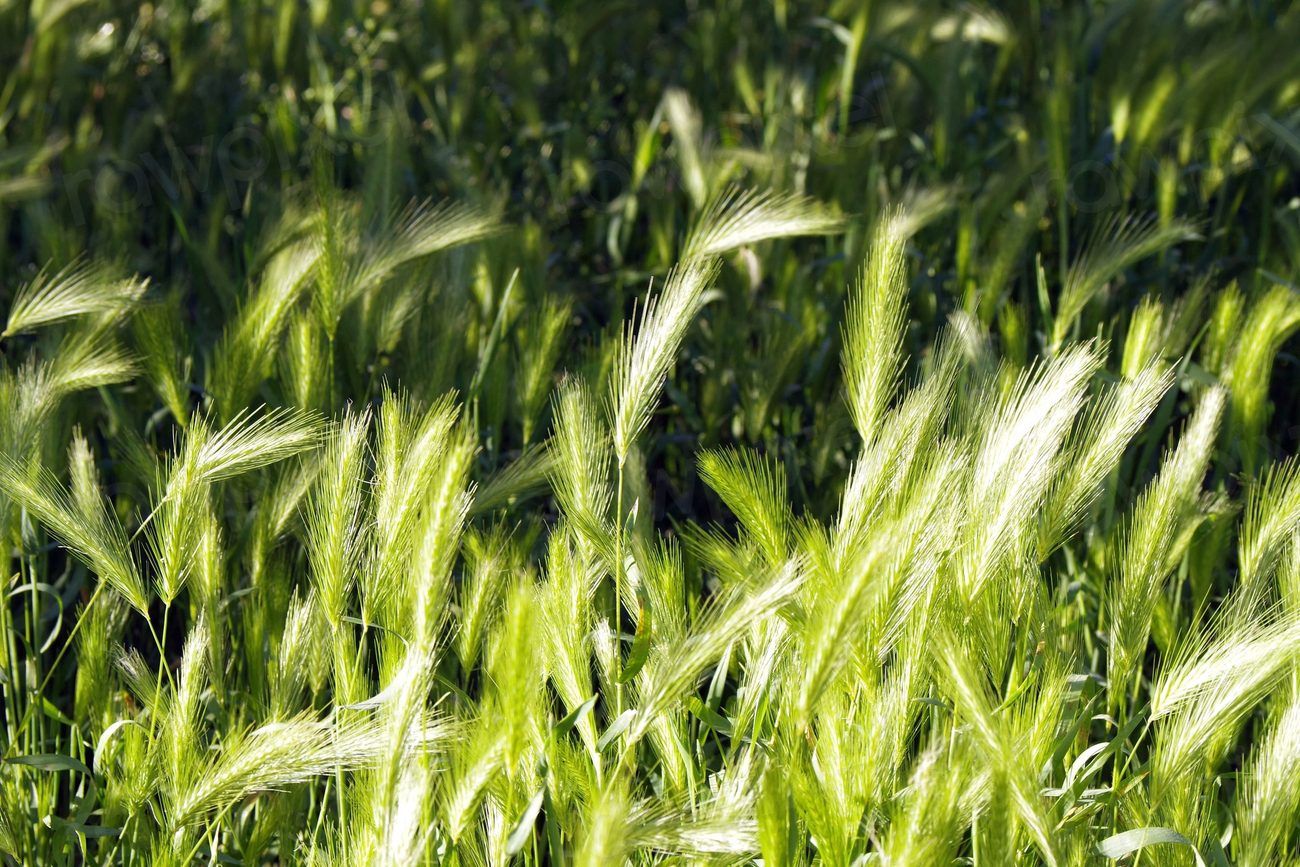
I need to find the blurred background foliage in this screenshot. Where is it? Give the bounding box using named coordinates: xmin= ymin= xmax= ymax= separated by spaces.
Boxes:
xmin=0 ymin=7 xmax=1291 ymax=455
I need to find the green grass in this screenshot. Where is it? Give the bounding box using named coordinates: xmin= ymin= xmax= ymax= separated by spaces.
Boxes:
xmin=2 ymin=0 xmax=1300 ymax=864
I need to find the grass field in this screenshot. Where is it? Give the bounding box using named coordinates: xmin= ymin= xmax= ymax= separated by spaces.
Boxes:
xmin=2 ymin=1 xmax=1300 ymax=864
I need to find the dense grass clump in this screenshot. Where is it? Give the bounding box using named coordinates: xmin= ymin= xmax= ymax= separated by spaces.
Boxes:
xmin=3 ymin=1 xmax=1300 ymax=864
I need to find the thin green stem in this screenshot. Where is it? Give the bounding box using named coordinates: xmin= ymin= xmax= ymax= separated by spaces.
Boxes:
xmin=613 ymin=457 xmax=626 ymax=719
